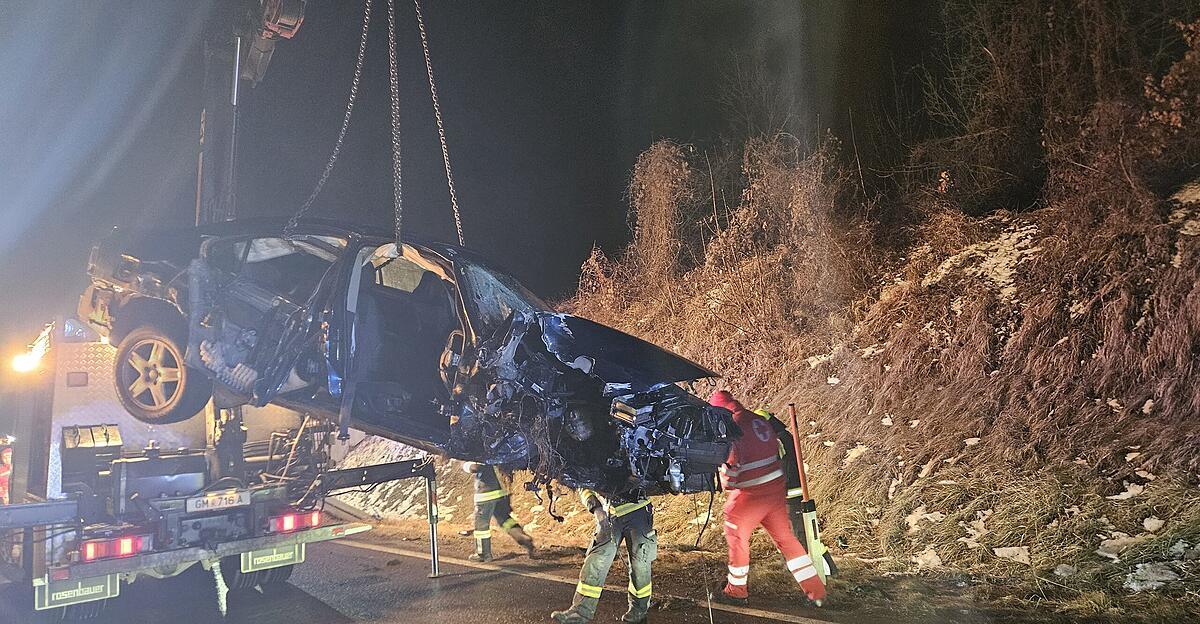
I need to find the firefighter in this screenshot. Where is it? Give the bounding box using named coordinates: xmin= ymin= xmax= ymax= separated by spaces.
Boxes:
xmin=752 ymin=408 xmax=807 ymax=544
xmin=551 ymin=489 xmax=655 ymax=624
xmin=710 ymin=391 xmax=826 ymax=606
xmin=462 ymin=461 xmax=535 ymax=562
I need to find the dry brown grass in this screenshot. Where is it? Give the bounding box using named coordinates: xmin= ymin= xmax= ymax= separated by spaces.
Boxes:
xmin=558 ymin=5 xmax=1200 ymax=620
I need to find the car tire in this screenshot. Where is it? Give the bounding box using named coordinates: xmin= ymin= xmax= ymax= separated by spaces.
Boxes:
xmin=114 ymin=324 xmax=212 ymax=425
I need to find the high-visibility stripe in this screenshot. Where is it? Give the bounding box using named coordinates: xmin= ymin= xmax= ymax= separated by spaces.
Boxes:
xmin=500 ymin=516 xmax=519 ymax=530
xmin=727 ymin=468 xmax=784 ymax=488
xmin=735 ymin=456 xmax=780 ymax=472
xmin=726 ymin=574 xmax=747 ymax=586
xmin=793 ymin=566 xmax=818 ymax=582
xmin=728 ymin=564 xmax=749 ymax=576
xmin=475 ymin=489 xmax=508 ymax=503
xmin=627 ymin=581 xmax=653 ymax=598
xmin=786 ymin=555 xmax=813 ymax=571
xmin=787 ymin=487 xmax=805 ymax=499
xmin=611 ymin=499 xmax=650 ymax=517
xmin=723 ymin=521 xmax=738 ymax=530
xmin=473 ymin=530 xmax=492 ymax=539
xmin=576 ymin=582 xmax=604 ymax=599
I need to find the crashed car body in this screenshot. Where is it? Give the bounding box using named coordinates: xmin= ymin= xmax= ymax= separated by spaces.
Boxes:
xmin=79 ymin=218 xmax=735 ymax=495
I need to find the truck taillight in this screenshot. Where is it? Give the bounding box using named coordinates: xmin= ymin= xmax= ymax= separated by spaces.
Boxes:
xmin=80 ymin=534 xmax=151 ymax=562
xmin=270 ymin=510 xmax=321 ymax=533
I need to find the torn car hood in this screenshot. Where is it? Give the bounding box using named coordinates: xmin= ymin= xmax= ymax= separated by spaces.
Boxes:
xmin=537 ymin=313 xmax=716 ymax=390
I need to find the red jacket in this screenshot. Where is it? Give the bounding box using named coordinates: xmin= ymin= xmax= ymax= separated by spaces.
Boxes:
xmin=710 ymin=391 xmax=785 ymax=493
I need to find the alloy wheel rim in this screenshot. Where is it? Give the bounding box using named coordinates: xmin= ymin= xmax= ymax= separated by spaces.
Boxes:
xmin=123 ymin=338 xmax=183 ymax=411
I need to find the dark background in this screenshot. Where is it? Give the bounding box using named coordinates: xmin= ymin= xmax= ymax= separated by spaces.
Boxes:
xmin=0 ymin=1 xmax=936 ymax=357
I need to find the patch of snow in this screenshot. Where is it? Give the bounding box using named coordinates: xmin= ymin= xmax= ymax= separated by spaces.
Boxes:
xmin=1171 ymin=180 xmax=1200 ymax=205
xmin=1054 ymin=564 xmax=1077 ymax=577
xmin=1124 ymin=563 xmax=1179 ymax=592
xmin=806 ymin=346 xmax=842 ymax=369
xmin=993 ymin=546 xmax=1031 ymax=565
xmin=936 ymin=480 xmax=958 ymax=485
xmin=1125 ymin=451 xmax=1142 ymax=462
xmin=843 ymin=443 xmax=870 ymax=466
xmin=826 ymin=376 xmax=841 ymax=385
xmin=905 ymin=505 xmax=946 ymax=533
xmin=1141 ymin=399 xmax=1155 ymax=415
xmin=908 ymin=419 xmax=920 ymax=428
xmin=689 ymin=511 xmax=712 ymax=525
xmin=1106 ymin=482 xmax=1144 ymax=501
xmin=963 ymin=437 xmax=981 ymax=446
xmin=881 ymin=415 xmax=894 ymax=426
xmin=860 ymin=344 xmax=886 ymax=358
xmin=1135 ymin=469 xmax=1157 ymax=481
xmin=913 ymin=547 xmax=942 ymax=569
xmin=1143 ymin=516 xmax=1166 ymax=533
xmin=958 ymin=509 xmax=992 ymax=549
xmin=822 ymin=440 xmax=835 ymax=447
xmin=921 ymin=221 xmax=1042 ymax=302
xmin=1097 ymin=532 xmax=1148 ymax=561
xmin=1168 ymin=540 xmax=1190 ymax=558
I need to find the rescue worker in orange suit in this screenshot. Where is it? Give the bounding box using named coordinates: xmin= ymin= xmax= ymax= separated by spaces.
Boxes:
xmin=710 ymin=391 xmax=826 ymax=606
xmin=751 ymin=408 xmax=807 ymax=543
xmin=461 ymin=461 xmax=535 ymax=562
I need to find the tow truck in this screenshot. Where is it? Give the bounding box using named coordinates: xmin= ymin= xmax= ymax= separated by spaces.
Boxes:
xmin=0 ymin=318 xmax=441 ymax=620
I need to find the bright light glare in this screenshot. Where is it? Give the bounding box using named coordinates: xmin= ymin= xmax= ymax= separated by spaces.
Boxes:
xmin=12 ymin=351 xmax=40 ymax=372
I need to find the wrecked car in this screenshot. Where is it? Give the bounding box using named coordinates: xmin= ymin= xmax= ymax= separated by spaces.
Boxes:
xmin=79 ymin=218 xmax=735 ymax=495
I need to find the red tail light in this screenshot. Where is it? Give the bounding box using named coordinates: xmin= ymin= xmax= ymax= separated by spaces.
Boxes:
xmin=80 ymin=534 xmax=150 ymax=562
xmin=270 ymin=509 xmax=321 ymax=533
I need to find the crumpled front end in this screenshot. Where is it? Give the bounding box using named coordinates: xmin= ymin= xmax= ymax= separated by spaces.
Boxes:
xmin=456 ymin=310 xmax=735 ymax=496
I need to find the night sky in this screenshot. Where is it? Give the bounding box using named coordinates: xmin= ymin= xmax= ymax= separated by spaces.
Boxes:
xmin=0 ymin=1 xmax=935 ymax=355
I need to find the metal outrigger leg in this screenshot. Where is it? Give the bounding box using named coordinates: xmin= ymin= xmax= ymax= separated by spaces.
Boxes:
xmin=425 ymin=469 xmax=440 ymax=578
xmin=316 ymin=456 xmax=441 ymax=577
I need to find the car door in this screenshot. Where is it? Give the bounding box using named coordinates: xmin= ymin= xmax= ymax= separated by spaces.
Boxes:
xmin=333 ymin=242 xmax=461 ymax=452
xmin=184 ymin=234 xmax=349 ymax=407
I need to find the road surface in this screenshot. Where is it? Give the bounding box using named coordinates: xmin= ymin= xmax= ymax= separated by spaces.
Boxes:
xmin=0 ymin=540 xmax=813 ymax=624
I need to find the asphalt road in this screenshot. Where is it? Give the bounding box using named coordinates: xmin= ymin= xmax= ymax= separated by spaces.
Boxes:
xmin=0 ymin=541 xmax=803 ymax=624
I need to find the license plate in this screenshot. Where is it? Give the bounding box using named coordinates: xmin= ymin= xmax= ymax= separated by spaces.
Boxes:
xmin=186 ymin=490 xmax=251 ymax=513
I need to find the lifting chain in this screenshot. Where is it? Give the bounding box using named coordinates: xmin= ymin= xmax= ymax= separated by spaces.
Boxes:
xmin=285 ymin=0 xmax=374 ymax=240
xmin=287 ymin=0 xmax=463 ymax=250
xmin=413 ymin=0 xmax=465 ymax=246
xmin=385 ymin=0 xmax=404 ymax=246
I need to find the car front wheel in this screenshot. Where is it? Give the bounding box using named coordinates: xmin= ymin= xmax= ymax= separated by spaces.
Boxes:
xmin=114 ymin=325 xmax=212 ymax=425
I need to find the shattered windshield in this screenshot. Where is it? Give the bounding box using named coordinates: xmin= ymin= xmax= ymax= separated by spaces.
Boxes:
xmin=458 ymin=260 xmax=550 ymax=335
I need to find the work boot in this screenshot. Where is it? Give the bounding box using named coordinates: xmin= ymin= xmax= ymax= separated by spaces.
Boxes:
xmin=620 ymin=601 xmax=650 ymax=623
xmin=508 ymin=526 xmax=536 ymax=556
xmin=711 ymin=587 xmax=747 ymax=606
xmin=550 ymin=606 xmax=592 ymax=624
xmin=470 ymin=535 xmax=492 ymax=562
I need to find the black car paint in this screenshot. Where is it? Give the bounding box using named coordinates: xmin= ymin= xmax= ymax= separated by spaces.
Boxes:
xmin=81 ymin=218 xmax=736 ymax=496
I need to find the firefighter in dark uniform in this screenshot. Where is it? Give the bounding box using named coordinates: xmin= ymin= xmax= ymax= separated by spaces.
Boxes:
xmin=462 ymin=461 xmax=534 ymax=562
xmin=752 ymin=409 xmax=807 ymax=542
xmin=551 ymin=489 xmax=656 ymax=624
